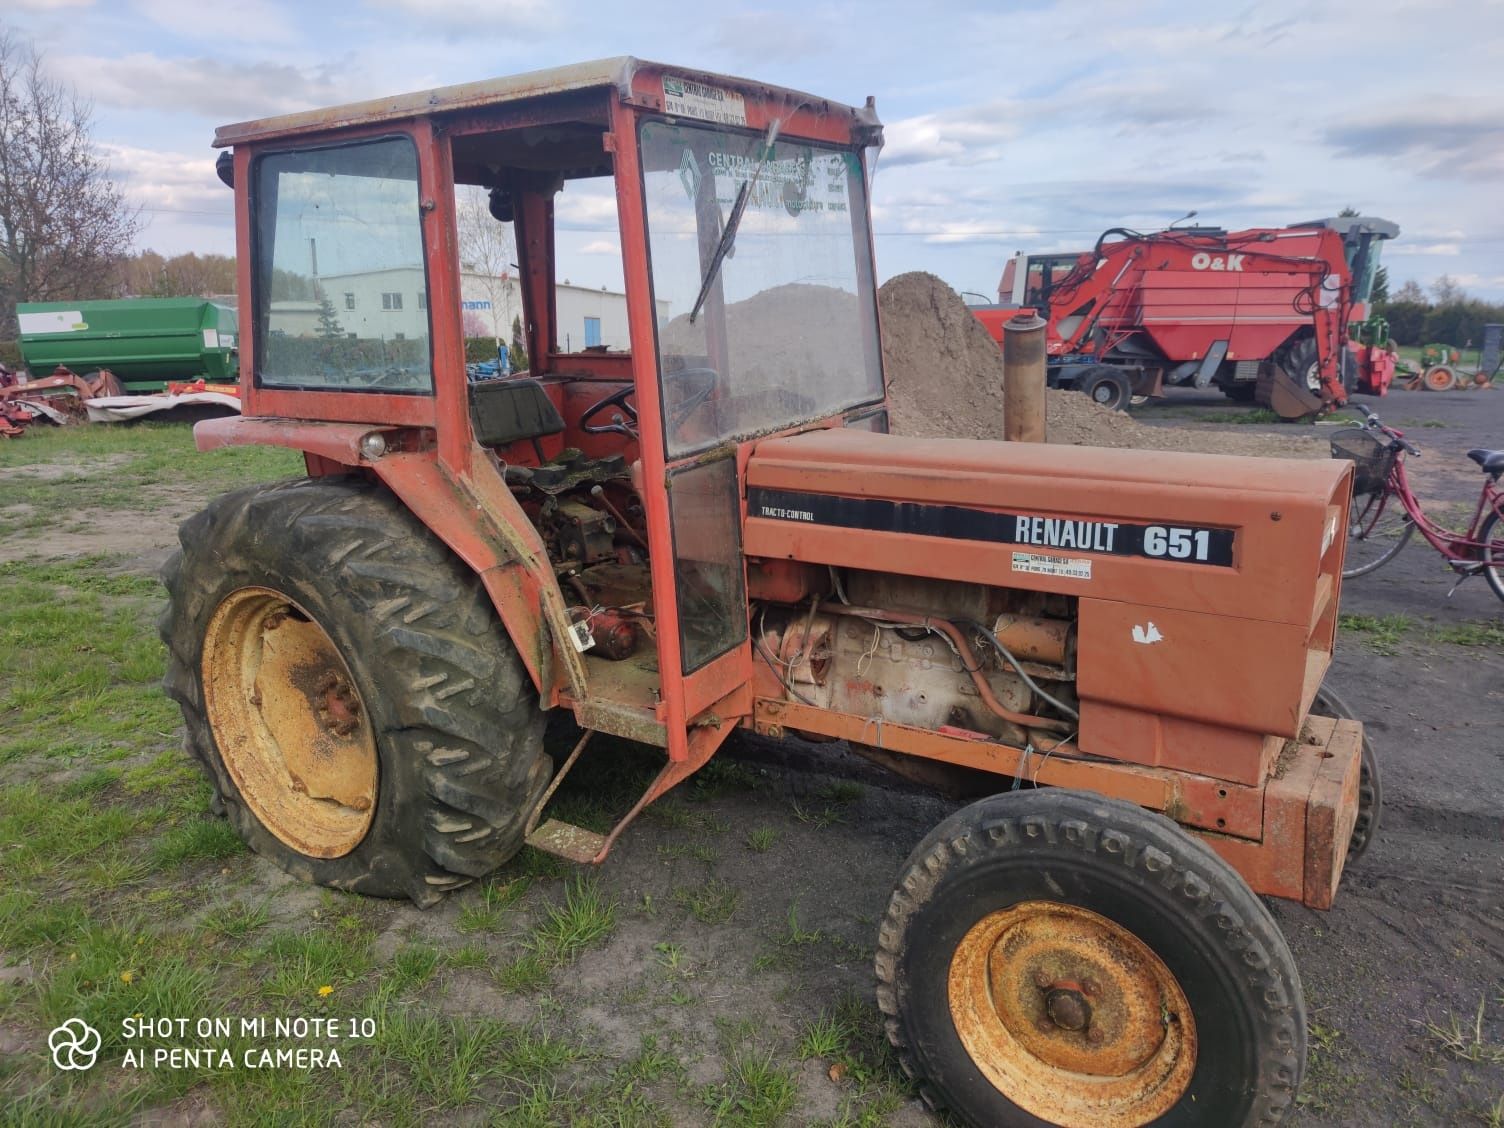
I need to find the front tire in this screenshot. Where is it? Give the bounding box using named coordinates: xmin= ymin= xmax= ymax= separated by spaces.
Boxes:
xmin=160 ymin=476 xmax=550 ymax=906
xmin=876 ymin=790 xmax=1305 ymax=1127
xmin=1342 ymin=489 xmax=1415 ymax=577
xmin=1480 ymin=512 xmax=1504 ymax=602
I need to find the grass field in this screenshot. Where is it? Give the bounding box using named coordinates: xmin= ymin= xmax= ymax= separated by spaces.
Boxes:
xmin=0 ymin=423 xmax=918 ymax=1125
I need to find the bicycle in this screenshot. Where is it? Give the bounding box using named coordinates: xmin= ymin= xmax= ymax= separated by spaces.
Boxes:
xmin=1330 ymin=404 xmax=1504 ymax=599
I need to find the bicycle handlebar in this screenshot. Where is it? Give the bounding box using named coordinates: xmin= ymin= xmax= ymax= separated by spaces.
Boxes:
xmin=1353 ymin=405 xmax=1420 ymax=456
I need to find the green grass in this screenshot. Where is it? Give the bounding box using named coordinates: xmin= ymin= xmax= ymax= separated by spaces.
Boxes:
xmin=1338 ymin=612 xmax=1412 ymax=655
xmin=495 ymin=877 xmax=617 ymax=991
xmin=745 ymin=826 xmax=779 ymax=853
xmin=675 ymin=878 xmax=740 ymax=925
xmin=700 ymin=1047 xmax=798 ymax=1127
xmin=0 ymin=422 xmax=298 ymax=537
xmin=1427 ymin=620 xmax=1504 ymax=648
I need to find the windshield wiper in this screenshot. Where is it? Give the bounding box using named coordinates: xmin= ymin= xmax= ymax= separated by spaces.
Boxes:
xmin=688 ymin=118 xmax=782 ymax=325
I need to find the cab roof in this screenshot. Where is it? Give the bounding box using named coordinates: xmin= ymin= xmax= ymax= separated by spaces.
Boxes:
xmin=213 ymin=57 xmax=869 ymax=148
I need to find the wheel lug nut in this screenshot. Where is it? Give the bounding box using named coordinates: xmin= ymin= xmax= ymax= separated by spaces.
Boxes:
xmin=1033 ymin=970 xmax=1052 ymax=989
xmin=1082 ymin=977 xmax=1101 ymax=997
xmin=1087 ymin=1027 xmax=1105 ymax=1045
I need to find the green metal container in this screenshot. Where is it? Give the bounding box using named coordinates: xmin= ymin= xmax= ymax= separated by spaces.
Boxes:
xmin=16 ymin=298 xmax=238 ymax=392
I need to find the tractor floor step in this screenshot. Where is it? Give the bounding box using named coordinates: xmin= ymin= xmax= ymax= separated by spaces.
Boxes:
xmin=525 ymin=819 xmax=606 ymax=863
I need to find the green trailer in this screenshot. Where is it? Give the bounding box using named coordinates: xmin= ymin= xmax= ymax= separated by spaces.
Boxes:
xmin=16 ymin=298 xmax=238 ymax=392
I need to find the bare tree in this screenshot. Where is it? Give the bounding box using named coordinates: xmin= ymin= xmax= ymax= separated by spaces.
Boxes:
xmin=455 ymin=185 xmax=515 ymax=352
xmin=1430 ymin=274 xmax=1465 ymax=305
xmin=0 ymin=29 xmax=141 ymax=336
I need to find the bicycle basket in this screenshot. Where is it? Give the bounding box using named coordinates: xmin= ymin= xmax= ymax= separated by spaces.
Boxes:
xmin=1329 ymin=428 xmax=1397 ymax=494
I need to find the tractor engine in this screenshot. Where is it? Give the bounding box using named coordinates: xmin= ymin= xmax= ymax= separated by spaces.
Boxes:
xmin=756 ymin=572 xmax=1079 ymax=747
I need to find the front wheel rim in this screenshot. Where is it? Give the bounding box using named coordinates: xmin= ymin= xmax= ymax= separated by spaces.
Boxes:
xmin=202 ymin=586 xmax=378 ymax=859
xmin=948 ymin=900 xmax=1197 ymax=1128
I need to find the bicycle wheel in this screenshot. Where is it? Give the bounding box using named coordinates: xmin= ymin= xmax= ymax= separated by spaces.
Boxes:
xmin=1342 ymin=489 xmax=1415 ymax=578
xmin=1480 ymin=512 xmax=1504 ymax=602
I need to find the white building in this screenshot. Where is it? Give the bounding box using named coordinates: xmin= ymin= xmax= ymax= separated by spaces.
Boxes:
xmin=270 ymin=269 xmax=666 ymax=353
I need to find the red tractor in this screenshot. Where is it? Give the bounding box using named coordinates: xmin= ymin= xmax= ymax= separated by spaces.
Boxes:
xmin=164 ymin=59 xmax=1372 ymax=1126
xmin=972 ymin=217 xmax=1399 ymax=418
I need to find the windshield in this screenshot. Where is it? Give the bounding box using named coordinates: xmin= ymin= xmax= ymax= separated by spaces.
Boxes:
xmin=639 ymin=120 xmax=883 ymax=459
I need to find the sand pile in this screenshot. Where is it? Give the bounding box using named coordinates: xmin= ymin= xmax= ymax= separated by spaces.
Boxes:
xmin=878 ymin=271 xmax=1322 ymax=459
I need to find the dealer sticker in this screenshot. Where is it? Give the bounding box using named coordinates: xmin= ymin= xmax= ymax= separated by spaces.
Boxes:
xmin=1012 ymin=552 xmax=1092 ymax=580
xmin=662 ymin=76 xmax=747 ymax=126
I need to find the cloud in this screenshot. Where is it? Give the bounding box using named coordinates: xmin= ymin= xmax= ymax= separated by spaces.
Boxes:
xmin=1325 ymin=101 xmax=1504 ymax=181
xmin=1387 ymin=241 xmax=1461 ymax=257
xmin=11 ymin=0 xmax=92 ymax=9
xmin=883 ymin=104 xmax=1018 ymax=167
xmin=56 ymin=52 xmax=351 ymax=119
xmin=99 ymin=142 xmax=233 ymax=247
xmin=704 ymin=10 xmax=835 ymax=62
xmin=131 ymin=0 xmax=293 ymax=43
xmin=579 ymin=239 xmax=619 ymax=255
xmin=367 ymin=0 xmax=556 ymax=36
xmin=915 ymin=219 xmax=1039 ymax=245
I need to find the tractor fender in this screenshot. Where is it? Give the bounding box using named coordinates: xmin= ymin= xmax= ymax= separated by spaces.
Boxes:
xmin=193 ymin=415 xmax=583 ymax=705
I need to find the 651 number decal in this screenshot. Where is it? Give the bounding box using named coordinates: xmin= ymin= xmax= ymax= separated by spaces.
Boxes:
xmin=1143 ymin=526 xmax=1213 ymax=561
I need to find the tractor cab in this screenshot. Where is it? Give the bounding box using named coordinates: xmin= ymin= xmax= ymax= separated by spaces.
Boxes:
xmin=203 ymin=59 xmax=887 ymax=778
xmin=1291 ymin=215 xmax=1399 ymax=319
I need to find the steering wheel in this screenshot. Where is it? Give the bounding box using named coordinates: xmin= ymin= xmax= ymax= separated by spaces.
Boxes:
xmin=580 ymin=385 xmax=638 ymax=437
xmin=580 ymin=368 xmax=720 ymax=437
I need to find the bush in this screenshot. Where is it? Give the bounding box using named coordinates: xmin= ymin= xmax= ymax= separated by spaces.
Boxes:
xmin=464 ymin=336 xmax=503 ymax=363
xmin=0 ymin=340 xmax=21 ymax=370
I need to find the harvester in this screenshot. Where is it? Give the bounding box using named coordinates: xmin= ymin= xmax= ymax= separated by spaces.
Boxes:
xmin=972 ymin=218 xmax=1399 ymax=418
xmin=163 ymin=59 xmax=1375 ymax=1126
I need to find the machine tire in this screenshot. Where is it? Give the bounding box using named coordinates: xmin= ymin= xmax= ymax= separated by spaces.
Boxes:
xmin=876 ymin=790 xmax=1305 ymax=1128
xmin=1341 ymin=350 xmax=1359 ymax=395
xmin=1312 ymin=683 xmax=1381 ymax=862
xmin=1283 ymin=337 xmax=1322 ymax=395
xmin=1422 ymin=364 xmax=1458 ymax=392
xmin=160 ymin=476 xmax=550 ymax=907
xmin=1076 ymin=367 xmax=1132 ymax=412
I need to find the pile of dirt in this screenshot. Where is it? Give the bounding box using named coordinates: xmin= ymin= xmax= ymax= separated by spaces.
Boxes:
xmin=878 ymin=271 xmax=1322 ymax=459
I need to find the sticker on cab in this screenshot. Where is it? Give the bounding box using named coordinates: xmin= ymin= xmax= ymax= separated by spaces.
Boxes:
xmin=662 ymin=76 xmax=748 ymax=126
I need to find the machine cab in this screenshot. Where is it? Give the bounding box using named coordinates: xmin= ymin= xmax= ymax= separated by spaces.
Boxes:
xmin=209 ymin=59 xmax=888 ymax=765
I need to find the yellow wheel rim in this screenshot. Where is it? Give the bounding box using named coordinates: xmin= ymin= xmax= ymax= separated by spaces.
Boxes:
xmin=948 ymin=900 xmax=1197 ymax=1128
xmin=202 ymin=587 xmax=378 ymax=859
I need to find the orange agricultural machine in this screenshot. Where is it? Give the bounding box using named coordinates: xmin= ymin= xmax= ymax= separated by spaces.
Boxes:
xmin=972 ymin=218 xmax=1399 ymax=418
xmin=164 ymin=59 xmax=1376 ymax=1126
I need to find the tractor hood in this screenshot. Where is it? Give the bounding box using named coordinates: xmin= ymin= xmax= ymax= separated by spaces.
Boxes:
xmin=743 ymin=427 xmax=1349 ymax=630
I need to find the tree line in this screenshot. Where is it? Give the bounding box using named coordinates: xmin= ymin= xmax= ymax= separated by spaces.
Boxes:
xmin=1374 ymin=273 xmax=1504 ymax=349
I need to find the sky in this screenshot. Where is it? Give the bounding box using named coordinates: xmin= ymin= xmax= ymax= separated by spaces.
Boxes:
xmin=8 ymin=0 xmax=1504 ymax=299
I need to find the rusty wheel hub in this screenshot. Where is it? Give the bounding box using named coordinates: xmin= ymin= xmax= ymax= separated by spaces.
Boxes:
xmin=948 ymin=900 xmax=1197 ymax=1128
xmin=202 ymin=587 xmax=378 ymax=859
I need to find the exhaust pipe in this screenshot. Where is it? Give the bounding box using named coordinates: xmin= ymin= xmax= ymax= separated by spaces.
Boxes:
xmin=1003 ymin=312 xmax=1047 ymax=442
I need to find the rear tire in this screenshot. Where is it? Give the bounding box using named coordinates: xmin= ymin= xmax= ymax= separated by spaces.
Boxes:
xmin=876 ymin=790 xmax=1305 ymax=1127
xmin=160 ymin=476 xmax=550 ymax=906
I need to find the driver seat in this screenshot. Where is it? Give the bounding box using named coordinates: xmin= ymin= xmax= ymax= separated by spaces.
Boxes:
xmin=470 ymin=378 xmax=564 ymax=447
xmin=1466 ymin=448 xmax=1504 ymax=477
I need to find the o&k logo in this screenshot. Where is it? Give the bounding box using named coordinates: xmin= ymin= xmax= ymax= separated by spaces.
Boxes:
xmin=49 ymin=1019 xmax=101 ymax=1070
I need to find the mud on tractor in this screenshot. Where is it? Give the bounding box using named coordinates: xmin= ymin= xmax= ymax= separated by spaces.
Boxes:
xmin=163 ymin=59 xmax=1376 ymax=1127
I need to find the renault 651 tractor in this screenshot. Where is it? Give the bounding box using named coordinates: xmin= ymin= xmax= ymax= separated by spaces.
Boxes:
xmin=163 ymin=59 xmax=1374 ymax=1127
